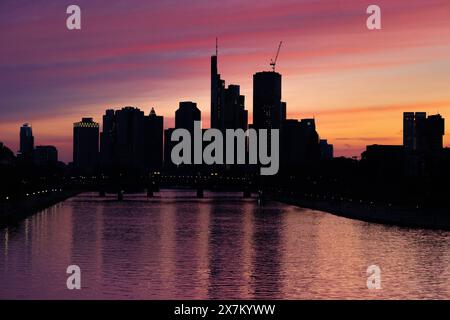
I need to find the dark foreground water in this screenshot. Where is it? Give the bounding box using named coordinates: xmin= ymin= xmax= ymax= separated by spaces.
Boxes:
xmin=0 ymin=190 xmax=449 ymax=299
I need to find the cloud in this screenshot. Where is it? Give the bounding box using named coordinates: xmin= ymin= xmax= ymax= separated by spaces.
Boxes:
xmin=1 ymin=0 xmax=450 ymax=161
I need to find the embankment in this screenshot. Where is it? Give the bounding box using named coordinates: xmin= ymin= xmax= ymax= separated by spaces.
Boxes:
xmin=277 ymin=194 xmax=450 ymax=231
xmin=0 ymin=190 xmax=80 ymax=227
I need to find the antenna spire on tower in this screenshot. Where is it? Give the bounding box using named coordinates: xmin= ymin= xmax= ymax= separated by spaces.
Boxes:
xmin=216 ymin=37 xmax=218 ymax=57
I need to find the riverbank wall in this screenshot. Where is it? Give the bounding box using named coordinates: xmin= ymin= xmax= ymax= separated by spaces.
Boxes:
xmin=276 ymin=194 xmax=450 ymax=231
xmin=0 ymin=190 xmax=80 ymax=227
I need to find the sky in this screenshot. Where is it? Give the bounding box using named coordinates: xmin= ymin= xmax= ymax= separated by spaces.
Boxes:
xmin=0 ymin=0 xmax=450 ymax=162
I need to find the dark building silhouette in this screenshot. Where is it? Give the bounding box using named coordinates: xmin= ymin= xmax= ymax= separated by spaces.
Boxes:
xmin=361 ymin=145 xmax=405 ymax=177
xmin=209 ymin=48 xmax=248 ymax=171
xmin=114 ymin=107 xmax=145 ymax=170
xmin=210 ymin=46 xmax=248 ymax=132
xmin=164 ymin=102 xmax=202 ymax=169
xmin=73 ymin=117 xmax=99 ymax=174
xmin=19 ymin=123 xmax=34 ymax=161
xmin=403 ymin=112 xmax=445 ymax=176
xmin=33 ymin=145 xmax=58 ymax=166
xmin=281 ymin=118 xmax=320 ymax=169
xmin=319 ymin=139 xmax=334 ymax=160
xmin=281 ymin=119 xmax=302 ymax=169
xmin=163 ymin=128 xmax=176 ymax=169
xmin=253 ymin=71 xmax=285 ymax=130
xmin=100 ymin=106 xmax=164 ymax=172
xmin=403 ymin=112 xmax=416 ymax=152
xmin=424 ymin=114 xmax=445 ymax=153
xmin=223 ymin=85 xmax=248 ymax=130
xmin=144 ymin=108 xmax=164 ymax=171
xmin=298 ymin=119 xmax=320 ymax=163
xmin=100 ymin=109 xmax=115 ymax=169
xmin=211 ymin=49 xmax=225 ymax=130
xmin=404 ymin=112 xmax=428 ymax=152
xmin=0 ymin=142 xmax=15 ymax=166
xmin=403 ymin=112 xmax=444 ymax=153
xmin=175 ymin=101 xmax=201 ymax=132
xmin=253 ymin=71 xmax=287 ymax=170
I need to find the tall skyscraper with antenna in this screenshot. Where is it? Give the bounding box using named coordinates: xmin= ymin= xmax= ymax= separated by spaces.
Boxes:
xmin=210 ymin=39 xmax=247 ymax=131
xmin=211 ymin=38 xmax=225 ymax=129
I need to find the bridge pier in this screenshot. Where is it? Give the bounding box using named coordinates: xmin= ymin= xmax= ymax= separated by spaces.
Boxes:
xmin=117 ymin=191 xmax=123 ymax=201
xmin=196 ymin=188 xmax=204 ymax=198
xmin=99 ymin=190 xmax=106 ymax=197
xmin=257 ymin=190 xmax=265 ymax=206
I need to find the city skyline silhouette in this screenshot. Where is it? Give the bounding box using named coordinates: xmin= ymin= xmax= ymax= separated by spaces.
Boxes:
xmin=1 ymin=0 xmax=450 ymax=162
xmin=1 ymin=1 xmax=450 ymax=304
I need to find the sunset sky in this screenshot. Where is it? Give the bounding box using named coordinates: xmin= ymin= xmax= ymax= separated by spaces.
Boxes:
xmin=1 ymin=0 xmax=450 ymax=162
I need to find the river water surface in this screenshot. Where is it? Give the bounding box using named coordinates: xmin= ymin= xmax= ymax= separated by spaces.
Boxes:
xmin=0 ymin=191 xmax=449 ymax=299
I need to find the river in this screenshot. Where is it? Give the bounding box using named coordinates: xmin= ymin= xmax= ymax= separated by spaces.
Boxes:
xmin=0 ymin=190 xmax=449 ymax=299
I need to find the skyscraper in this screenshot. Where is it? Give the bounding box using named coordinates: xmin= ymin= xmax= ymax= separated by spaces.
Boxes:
xmin=211 ymin=51 xmax=225 ymax=130
xmin=164 ymin=102 xmax=202 ymax=169
xmin=100 ymin=109 xmax=115 ymax=168
xmin=144 ymin=108 xmax=164 ymax=171
xmin=100 ymin=107 xmax=145 ymax=171
xmin=210 ymin=43 xmax=247 ymax=132
xmin=100 ymin=107 xmax=164 ymax=172
xmin=424 ymin=114 xmax=444 ymax=153
xmin=73 ymin=117 xmax=99 ymax=174
xmin=223 ymin=84 xmax=248 ymax=130
xmin=163 ymin=128 xmax=176 ymax=169
xmin=253 ymin=71 xmax=285 ymax=130
xmin=281 ymin=118 xmax=320 ymax=169
xmin=403 ymin=112 xmax=445 ymax=177
xmin=414 ymin=112 xmax=427 ymax=152
xmin=19 ymin=123 xmax=34 ymax=160
xmin=111 ymin=106 xmax=145 ymax=170
xmin=175 ymin=101 xmax=201 ymax=132
xmin=403 ymin=112 xmax=444 ymax=153
xmin=403 ymin=112 xmax=415 ymax=152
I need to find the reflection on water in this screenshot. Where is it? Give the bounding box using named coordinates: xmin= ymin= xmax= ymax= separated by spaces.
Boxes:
xmin=0 ymin=191 xmax=449 ymax=299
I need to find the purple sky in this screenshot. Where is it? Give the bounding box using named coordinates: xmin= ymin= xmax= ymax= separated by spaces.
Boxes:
xmin=1 ymin=0 xmax=450 ymax=162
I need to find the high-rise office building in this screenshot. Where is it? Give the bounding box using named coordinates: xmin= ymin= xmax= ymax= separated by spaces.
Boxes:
xmin=211 ymin=52 xmax=225 ymax=130
xmin=414 ymin=112 xmax=427 ymax=152
xmin=425 ymin=114 xmax=445 ymax=152
xmin=299 ymin=119 xmax=320 ymax=163
xmin=403 ymin=112 xmax=415 ymax=151
xmin=210 ymin=45 xmax=247 ymax=132
xmin=164 ymin=102 xmax=202 ymax=169
xmin=175 ymin=101 xmax=201 ymax=132
xmin=223 ymin=85 xmax=248 ymax=130
xmin=281 ymin=118 xmax=320 ymax=169
xmin=100 ymin=109 xmax=115 ymax=168
xmin=403 ymin=112 xmax=444 ymax=153
xmin=34 ymin=145 xmax=58 ymax=166
xmin=19 ymin=123 xmax=34 ymax=160
xmin=73 ymin=117 xmax=99 ymax=173
xmin=403 ymin=112 xmax=445 ymax=177
xmin=100 ymin=107 xmax=164 ymax=172
xmin=103 ymin=107 xmax=145 ymax=170
xmin=281 ymin=119 xmax=301 ymax=169
xmin=144 ymin=108 xmax=164 ymax=170
xmin=253 ymin=71 xmax=285 ymax=130
xmin=163 ymin=128 xmax=176 ymax=168
xmin=319 ymin=139 xmax=334 ymax=160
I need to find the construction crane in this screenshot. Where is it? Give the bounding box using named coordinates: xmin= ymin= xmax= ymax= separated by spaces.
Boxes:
xmin=270 ymin=41 xmax=283 ymax=72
